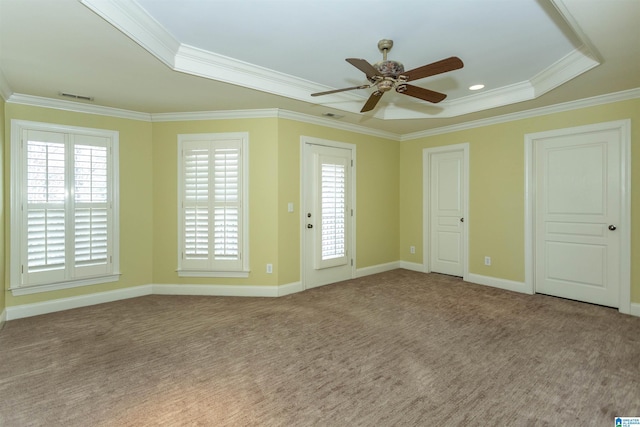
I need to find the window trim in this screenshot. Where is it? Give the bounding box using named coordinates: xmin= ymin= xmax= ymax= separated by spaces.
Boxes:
xmin=176 ymin=132 xmax=249 ymax=278
xmin=10 ymin=120 xmax=120 ymax=295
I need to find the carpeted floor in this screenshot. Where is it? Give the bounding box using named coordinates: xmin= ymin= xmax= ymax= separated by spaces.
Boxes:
xmin=1 ymin=269 xmax=639 ymax=426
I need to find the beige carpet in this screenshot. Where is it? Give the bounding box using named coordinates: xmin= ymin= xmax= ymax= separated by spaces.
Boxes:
xmin=1 ymin=269 xmax=639 ymax=426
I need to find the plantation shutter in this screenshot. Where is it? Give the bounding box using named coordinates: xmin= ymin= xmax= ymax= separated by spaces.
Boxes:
xmin=22 ymin=130 xmax=113 ymax=286
xmin=213 ymin=147 xmax=240 ymax=261
xmin=315 ymin=154 xmax=349 ymax=269
xmin=321 ymin=161 xmax=346 ymax=260
xmin=183 ymin=142 xmax=210 ymax=269
xmin=25 ymin=130 xmax=67 ymax=285
xmin=73 ymin=136 xmax=111 ymax=278
xmin=180 ymin=137 xmax=244 ymax=273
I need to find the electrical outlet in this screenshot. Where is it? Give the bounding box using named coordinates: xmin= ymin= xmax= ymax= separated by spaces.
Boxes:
xmin=266 ymin=263 xmax=273 ymax=274
xmin=484 ymin=256 xmax=491 ymax=266
xmin=410 ymin=246 xmax=416 ymax=254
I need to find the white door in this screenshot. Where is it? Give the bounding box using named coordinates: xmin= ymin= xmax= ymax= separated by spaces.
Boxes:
xmin=534 ymin=128 xmax=622 ymax=307
xmin=428 ymin=148 xmax=466 ymax=277
xmin=302 ymin=140 xmax=354 ymax=289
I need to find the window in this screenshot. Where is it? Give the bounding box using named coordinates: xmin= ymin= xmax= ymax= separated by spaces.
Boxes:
xmin=10 ymin=120 xmax=120 ymax=295
xmin=177 ymin=133 xmax=249 ymax=277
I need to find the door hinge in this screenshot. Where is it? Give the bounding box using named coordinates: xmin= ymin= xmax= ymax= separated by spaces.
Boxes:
xmin=351 ymin=259 xmax=354 ymax=266
xmin=351 ymin=159 xmax=354 ymax=167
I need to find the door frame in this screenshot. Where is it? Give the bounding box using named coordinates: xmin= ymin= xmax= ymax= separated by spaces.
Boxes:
xmin=422 ymin=143 xmax=470 ymax=280
xmin=524 ymin=119 xmax=631 ymax=314
xmin=300 ymin=135 xmax=356 ymax=290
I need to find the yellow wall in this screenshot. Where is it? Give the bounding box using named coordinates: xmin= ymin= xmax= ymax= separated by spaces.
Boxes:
xmin=277 ymin=119 xmax=400 ymax=277
xmin=3 ymin=104 xmax=154 ymax=306
xmin=151 ymin=117 xmax=400 ymax=287
xmin=399 ymin=98 xmax=640 ymax=302
xmin=151 ymin=118 xmax=281 ymax=286
xmin=2 ymin=96 xmax=638 ymax=310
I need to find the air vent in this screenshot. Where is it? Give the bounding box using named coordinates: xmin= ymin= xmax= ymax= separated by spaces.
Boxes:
xmin=59 ymin=92 xmax=94 ymax=102
xmin=322 ymin=112 xmax=344 ymax=119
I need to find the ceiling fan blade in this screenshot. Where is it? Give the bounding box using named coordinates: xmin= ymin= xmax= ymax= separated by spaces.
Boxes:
xmin=361 ymin=91 xmax=383 ymax=112
xmin=311 ymin=84 xmax=370 ymax=97
xmin=399 ymin=84 xmax=447 ymax=103
xmin=346 ymin=58 xmax=382 ymax=80
xmin=403 ymin=56 xmax=464 ymax=82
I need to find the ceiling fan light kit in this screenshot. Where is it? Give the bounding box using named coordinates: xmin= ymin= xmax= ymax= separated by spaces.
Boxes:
xmin=311 ymin=39 xmax=463 ymax=113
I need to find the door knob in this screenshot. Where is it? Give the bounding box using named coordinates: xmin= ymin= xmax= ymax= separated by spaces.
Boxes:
xmin=460 ymin=218 xmax=464 ymax=223
xmin=307 ymin=224 xmax=313 ymax=229
xmin=608 ymin=225 xmax=617 ymax=231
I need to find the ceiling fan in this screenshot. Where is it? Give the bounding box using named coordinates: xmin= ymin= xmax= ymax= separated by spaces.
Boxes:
xmin=311 ymin=39 xmax=463 ymax=113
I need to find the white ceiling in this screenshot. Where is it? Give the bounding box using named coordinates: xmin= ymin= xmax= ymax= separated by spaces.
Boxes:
xmin=1 ymin=0 xmax=639 ymax=135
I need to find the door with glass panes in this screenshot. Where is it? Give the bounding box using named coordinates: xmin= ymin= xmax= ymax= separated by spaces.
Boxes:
xmin=302 ymin=138 xmax=354 ymax=289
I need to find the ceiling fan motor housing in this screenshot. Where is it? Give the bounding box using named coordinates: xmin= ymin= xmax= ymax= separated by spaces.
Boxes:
xmin=374 ymin=60 xmax=405 ymax=78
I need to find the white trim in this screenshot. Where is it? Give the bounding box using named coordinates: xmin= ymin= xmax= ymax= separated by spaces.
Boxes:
xmin=5 ymin=88 xmax=638 ymax=142
xmin=356 ymin=262 xmax=401 ymax=278
xmin=153 ymin=108 xmax=279 ymax=122
xmin=524 ymin=119 xmax=632 ymax=314
xmin=466 ymin=273 xmax=531 ymax=295
xmin=422 ymin=143 xmax=470 ymax=281
xmin=529 ymin=45 xmax=599 ymax=97
xmin=0 ymin=69 xmax=13 ymax=101
xmin=78 ymin=0 xmax=600 ymax=120
xmin=176 ymin=270 xmax=250 ymax=278
xmin=300 ymin=136 xmax=357 ymax=290
xmin=5 ymin=285 xmax=153 ymax=320
xmin=4 ymin=277 xmax=636 ymax=321
xmin=9 ymin=120 xmax=121 ymax=295
xmin=402 ymin=88 xmax=640 ymax=140
xmin=9 ymin=274 xmax=121 ymax=296
xmin=6 ymin=93 xmax=152 ymax=121
xmin=177 ymin=132 xmax=250 ymax=275
xmin=399 ymin=261 xmax=424 ymax=273
xmin=277 ymin=110 xmax=399 ymax=141
xmin=153 ymin=284 xmax=279 ymax=297
xmin=80 ymin=0 xmax=180 ymax=68
xmin=278 ymin=281 xmax=304 ymax=297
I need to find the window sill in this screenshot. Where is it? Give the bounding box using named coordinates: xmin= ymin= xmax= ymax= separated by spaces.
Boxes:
xmin=177 ymin=270 xmax=250 ymax=278
xmin=10 ymin=273 xmax=121 ymax=296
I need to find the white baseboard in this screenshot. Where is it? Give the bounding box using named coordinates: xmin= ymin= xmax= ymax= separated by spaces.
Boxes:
xmin=399 ymin=261 xmax=424 ymax=272
xmin=3 ymin=269 xmax=637 ymax=321
xmin=278 ymin=281 xmax=303 ymax=296
xmin=356 ymin=261 xmax=400 ymax=278
xmin=5 ymin=281 xmax=306 ymax=320
xmin=466 ymin=273 xmax=532 ymax=295
xmin=5 ymin=285 xmax=153 ymax=320
xmin=153 ymin=283 xmax=280 ymax=297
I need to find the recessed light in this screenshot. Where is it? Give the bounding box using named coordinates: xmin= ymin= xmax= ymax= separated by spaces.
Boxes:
xmin=469 ymin=84 xmax=485 ymax=91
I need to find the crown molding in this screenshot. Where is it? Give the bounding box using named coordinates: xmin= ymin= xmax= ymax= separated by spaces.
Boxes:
xmin=77 ymin=0 xmax=601 ymax=121
xmin=151 ymin=109 xmax=280 ymax=122
xmin=6 ymin=93 xmax=152 ymax=121
xmin=530 ymin=45 xmax=599 ymax=97
xmin=0 ymin=69 xmax=13 ymax=101
xmin=276 ymin=110 xmax=401 ymax=140
xmin=6 ymin=88 xmax=637 ymax=141
xmin=80 ymin=0 xmax=179 ymax=68
xmin=401 ymin=87 xmax=640 ymax=140
xmin=151 ymin=108 xmax=400 ymax=140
